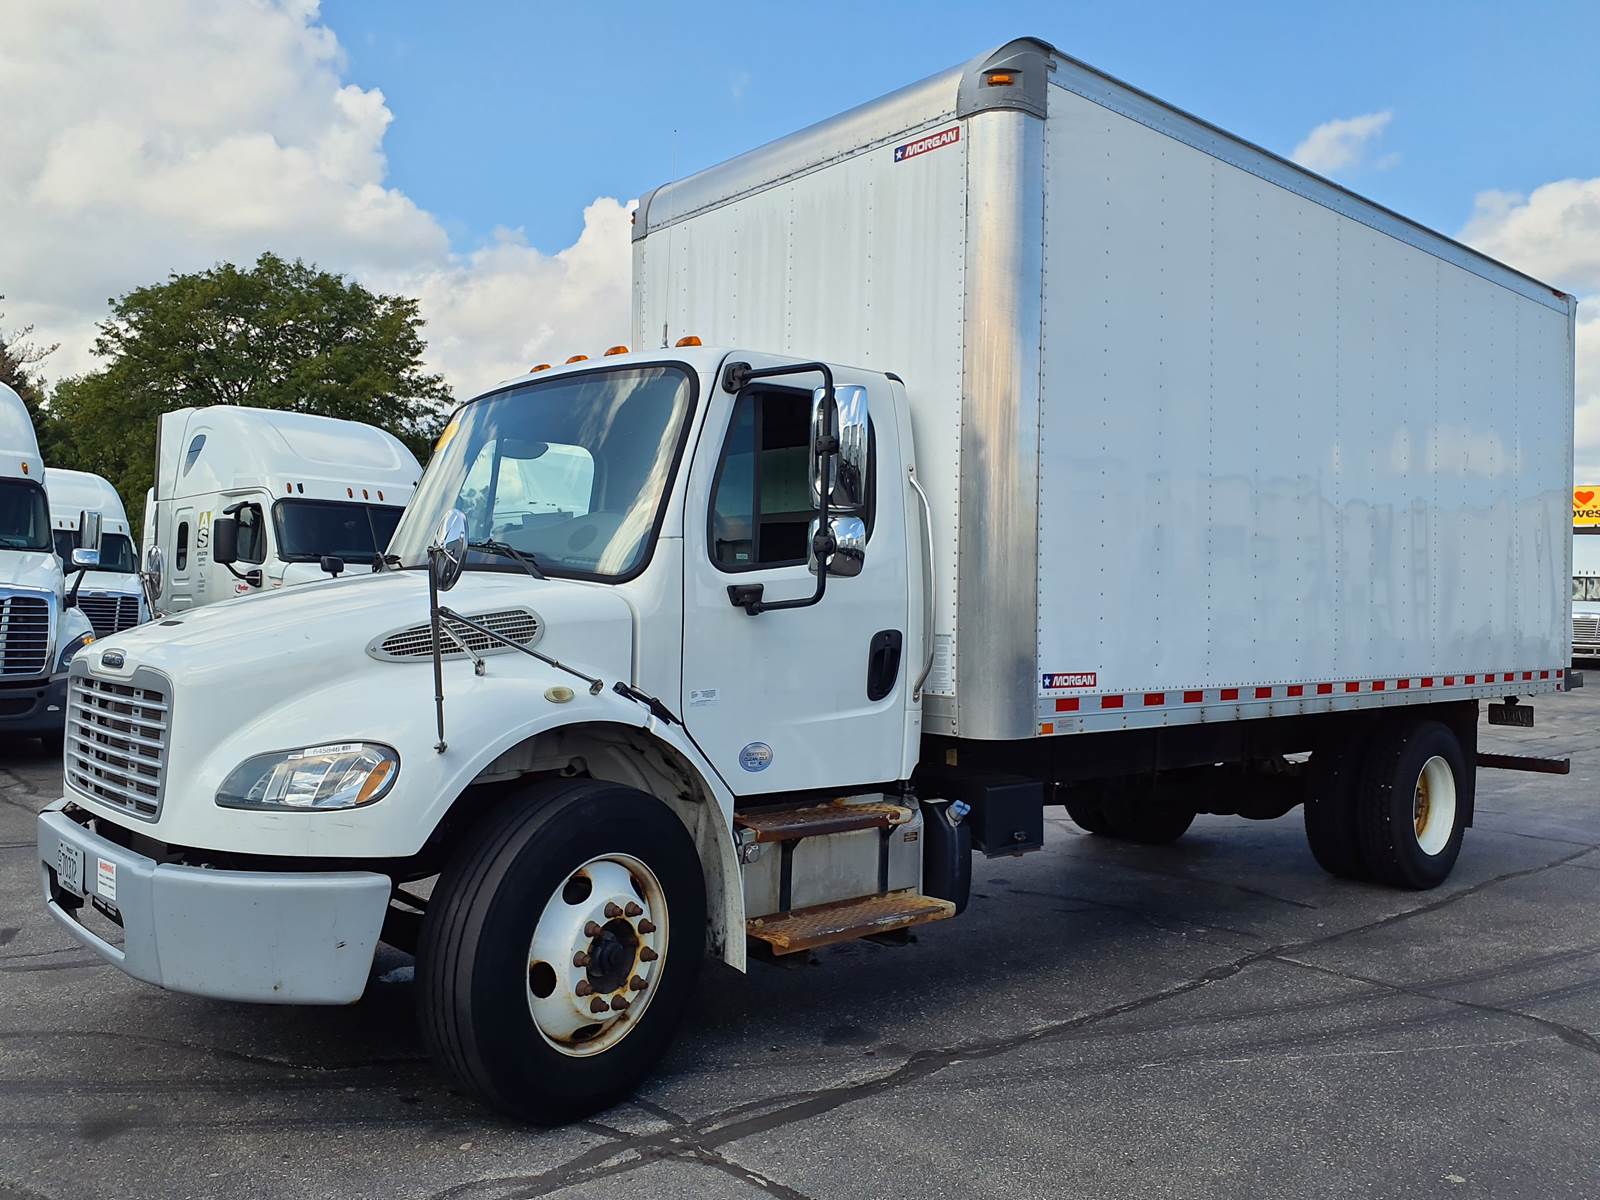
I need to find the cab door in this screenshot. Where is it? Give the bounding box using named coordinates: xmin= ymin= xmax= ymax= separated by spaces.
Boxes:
xmin=680 ymin=357 xmax=912 ymax=795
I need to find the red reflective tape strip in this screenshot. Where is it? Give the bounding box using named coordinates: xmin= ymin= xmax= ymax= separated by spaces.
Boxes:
xmin=1317 ymin=683 xmax=1334 ymax=695
xmin=1444 ymin=676 xmax=1455 ymax=685
xmin=1101 ymin=695 xmax=1124 ymax=709
xmin=1371 ymin=680 xmax=1385 ymax=691
xmin=1465 ymin=675 xmax=1476 ymax=684
xmin=1143 ymin=692 xmax=1164 ymax=706
xmin=1254 ymin=686 xmax=1273 ymax=699
xmin=1183 ymin=690 xmax=1203 ymax=703
xmin=1286 ymin=684 xmax=1303 ymax=697
xmin=1055 ymin=697 xmax=1079 ymax=713
xmin=1523 ymin=671 xmax=1533 ymax=681
xmin=1345 ymin=682 xmax=1361 ymax=693
xmin=1422 ymin=677 xmax=1434 ymax=687
xmin=1397 ymin=679 xmax=1410 ymax=690
xmin=1220 ymin=687 xmax=1239 ymax=701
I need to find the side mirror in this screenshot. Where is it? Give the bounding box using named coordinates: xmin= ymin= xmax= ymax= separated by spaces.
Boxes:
xmin=70 ymin=548 xmax=101 ymax=570
xmin=809 ymin=515 xmax=866 ymax=578
xmin=319 ymin=555 xmax=346 ymax=578
xmin=212 ymin=515 xmax=239 ymax=565
xmin=77 ymin=509 xmax=103 ymax=552
xmin=428 ymin=508 xmax=468 ymax=593
xmin=811 ymin=385 xmax=869 ymax=512
xmin=140 ymin=545 xmax=166 ymax=611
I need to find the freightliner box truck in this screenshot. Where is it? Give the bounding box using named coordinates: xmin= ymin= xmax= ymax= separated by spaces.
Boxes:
xmin=39 ymin=39 xmax=1577 ymax=1121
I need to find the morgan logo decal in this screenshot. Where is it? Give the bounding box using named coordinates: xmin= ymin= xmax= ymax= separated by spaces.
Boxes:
xmin=894 ymin=125 xmax=960 ymax=163
xmin=1043 ymin=672 xmax=1097 ymax=690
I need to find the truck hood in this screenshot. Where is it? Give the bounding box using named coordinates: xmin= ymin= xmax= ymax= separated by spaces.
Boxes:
xmin=86 ymin=568 xmax=636 ymax=692
xmin=0 ymin=550 xmax=63 ymax=595
xmin=74 ymin=571 xmax=142 ymax=597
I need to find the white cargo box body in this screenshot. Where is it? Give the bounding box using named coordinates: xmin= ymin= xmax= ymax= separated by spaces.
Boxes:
xmin=634 ymin=38 xmax=1576 ymax=741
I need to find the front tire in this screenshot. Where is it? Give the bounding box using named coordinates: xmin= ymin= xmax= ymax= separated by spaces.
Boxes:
xmin=417 ymin=779 xmax=706 ymax=1123
xmin=1356 ymin=720 xmax=1467 ymax=890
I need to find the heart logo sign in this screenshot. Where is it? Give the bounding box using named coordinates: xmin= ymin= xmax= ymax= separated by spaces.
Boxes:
xmin=1577 ymin=489 xmax=1597 ymax=507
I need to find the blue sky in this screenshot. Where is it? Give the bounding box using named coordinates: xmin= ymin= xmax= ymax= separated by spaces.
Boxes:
xmin=324 ymin=0 xmax=1600 ymax=256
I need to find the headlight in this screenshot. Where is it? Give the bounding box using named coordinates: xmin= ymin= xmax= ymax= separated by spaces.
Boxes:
xmin=215 ymin=742 xmax=399 ymax=811
xmin=57 ymin=632 xmax=95 ymax=671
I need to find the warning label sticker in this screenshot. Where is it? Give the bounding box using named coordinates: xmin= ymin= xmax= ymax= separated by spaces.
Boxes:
xmin=894 ymin=126 xmax=960 ymax=163
xmin=1042 ymin=672 xmax=1097 ymax=690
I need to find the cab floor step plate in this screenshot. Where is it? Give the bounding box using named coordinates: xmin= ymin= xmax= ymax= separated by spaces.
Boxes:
xmin=746 ymin=891 xmax=956 ymax=955
xmin=734 ymin=800 xmax=912 ymax=843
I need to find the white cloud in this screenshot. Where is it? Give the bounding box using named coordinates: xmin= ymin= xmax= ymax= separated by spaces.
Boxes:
xmin=0 ymin=0 xmax=630 ymax=400
xmin=1461 ymin=180 xmax=1600 ymax=482
xmin=1291 ymin=110 xmax=1395 ymax=175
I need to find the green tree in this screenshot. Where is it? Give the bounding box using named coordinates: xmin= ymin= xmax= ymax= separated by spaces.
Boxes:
xmin=0 ymin=297 xmax=61 ymax=453
xmin=49 ymin=254 xmax=451 ymax=536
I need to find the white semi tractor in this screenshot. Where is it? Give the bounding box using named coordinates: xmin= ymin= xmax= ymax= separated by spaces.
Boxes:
xmin=141 ymin=404 xmax=421 ymax=611
xmin=39 ymin=39 xmax=1576 ymax=1122
xmin=0 ymin=384 xmax=98 ymax=742
xmin=46 ymin=468 xmax=148 ymax=638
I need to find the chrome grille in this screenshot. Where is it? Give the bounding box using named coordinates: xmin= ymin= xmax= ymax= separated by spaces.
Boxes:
xmin=371 ymin=608 xmax=541 ymax=661
xmin=78 ymin=592 xmax=143 ymax=638
xmin=0 ymin=593 xmax=50 ymax=677
xmin=1575 ymin=614 xmax=1600 ymax=646
xmin=65 ymin=672 xmax=170 ymax=820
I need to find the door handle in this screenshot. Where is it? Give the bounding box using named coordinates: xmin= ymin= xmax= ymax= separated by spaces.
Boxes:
xmin=867 ymin=629 xmax=903 ymax=701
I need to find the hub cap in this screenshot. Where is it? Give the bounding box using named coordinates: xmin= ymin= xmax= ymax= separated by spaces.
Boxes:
xmin=1412 ymin=755 xmax=1457 ymax=856
xmin=525 ymin=854 xmax=667 ymax=1057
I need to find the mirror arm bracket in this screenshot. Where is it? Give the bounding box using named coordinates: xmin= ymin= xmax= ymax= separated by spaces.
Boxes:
xmin=221 ymin=562 xmax=262 ymax=588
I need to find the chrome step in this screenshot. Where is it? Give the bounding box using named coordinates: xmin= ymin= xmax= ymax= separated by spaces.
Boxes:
xmin=746 ymin=891 xmax=955 ymax=955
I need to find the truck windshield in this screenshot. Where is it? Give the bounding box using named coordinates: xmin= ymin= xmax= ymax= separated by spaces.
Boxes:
xmin=273 ymin=500 xmax=404 ymax=564
xmin=53 ymin=530 xmax=138 ymax=572
xmin=0 ymin=480 xmax=51 ymax=551
xmin=388 ymin=364 xmax=696 ymax=581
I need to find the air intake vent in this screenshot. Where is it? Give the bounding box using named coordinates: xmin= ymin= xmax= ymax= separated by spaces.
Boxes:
xmin=369 ymin=608 xmax=542 ymax=662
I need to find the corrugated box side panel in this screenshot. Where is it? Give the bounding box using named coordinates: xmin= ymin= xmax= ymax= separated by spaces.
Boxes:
xmin=1036 ymin=83 xmax=1571 ymax=732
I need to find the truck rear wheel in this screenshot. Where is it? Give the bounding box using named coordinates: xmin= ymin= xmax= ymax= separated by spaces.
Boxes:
xmin=417 ymin=779 xmax=706 ymax=1123
xmin=1355 ymin=720 xmax=1467 ymax=890
xmin=1303 ymin=738 xmax=1369 ymax=880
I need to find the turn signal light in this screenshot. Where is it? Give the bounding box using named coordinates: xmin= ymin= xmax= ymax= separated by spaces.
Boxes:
xmin=566 ymin=354 xmax=589 ymax=363
xmin=675 ymin=335 xmax=702 ymax=347
xmin=529 ymin=363 xmax=551 ymax=373
xmin=604 ymin=345 xmax=629 ymax=356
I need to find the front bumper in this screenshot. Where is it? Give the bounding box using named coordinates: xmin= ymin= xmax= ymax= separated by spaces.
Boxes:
xmin=37 ymin=803 xmax=391 ymax=1004
xmin=0 ymin=674 xmax=67 ymax=735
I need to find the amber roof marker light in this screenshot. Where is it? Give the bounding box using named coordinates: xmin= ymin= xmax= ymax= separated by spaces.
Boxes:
xmin=565 ymin=354 xmax=589 ymax=364
xmin=984 ymin=70 xmax=1017 ymax=87
xmin=603 ymin=345 xmax=629 ymax=356
xmin=675 ymin=335 xmax=702 ymax=347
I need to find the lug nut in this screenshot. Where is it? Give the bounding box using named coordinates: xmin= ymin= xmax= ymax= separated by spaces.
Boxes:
xmin=584 ymin=921 xmax=602 ymax=938
xmin=575 ymin=980 xmax=593 ymax=997
xmin=590 ymin=997 xmax=609 ymax=1014
xmin=639 ymin=946 xmax=659 ymax=962
xmin=630 ymin=975 xmax=647 ymax=992
xmin=624 ymin=901 xmax=642 ymax=918
xmin=611 ymin=996 xmax=630 ymax=1012
xmin=604 ymin=902 xmax=623 ymax=919
xmin=637 ymin=919 xmax=656 ymax=934
xmin=573 ymin=951 xmax=590 ymax=968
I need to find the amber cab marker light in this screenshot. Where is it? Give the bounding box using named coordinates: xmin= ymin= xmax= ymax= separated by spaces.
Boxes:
xmin=675 ymin=335 xmax=702 ymax=347
xmin=985 ymin=70 xmax=1016 ymax=86
xmin=566 ymin=354 xmax=589 ymax=364
xmin=529 ymin=363 xmax=552 ymax=373
xmin=603 ymin=345 xmax=629 ymax=356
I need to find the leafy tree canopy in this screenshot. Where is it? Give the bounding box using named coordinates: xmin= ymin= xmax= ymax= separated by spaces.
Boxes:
xmin=45 ymin=253 xmax=450 ymax=538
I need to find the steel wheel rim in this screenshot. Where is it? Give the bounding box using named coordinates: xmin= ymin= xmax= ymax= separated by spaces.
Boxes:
xmin=1412 ymin=755 xmax=1456 ymax=856
xmin=525 ymin=853 xmax=667 ymax=1058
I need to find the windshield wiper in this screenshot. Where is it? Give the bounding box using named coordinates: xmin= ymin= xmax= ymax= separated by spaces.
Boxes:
xmin=467 ymin=538 xmax=547 ymax=580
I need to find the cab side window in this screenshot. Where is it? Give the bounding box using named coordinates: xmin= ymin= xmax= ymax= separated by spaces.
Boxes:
xmin=709 ymin=389 xmax=815 ymax=569
xmin=175 ymin=521 xmax=189 ymax=571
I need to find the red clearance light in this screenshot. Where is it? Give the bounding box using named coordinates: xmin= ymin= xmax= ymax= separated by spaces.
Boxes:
xmin=675 ymin=335 xmax=702 ymax=347
xmin=603 ymin=345 xmax=629 ymax=356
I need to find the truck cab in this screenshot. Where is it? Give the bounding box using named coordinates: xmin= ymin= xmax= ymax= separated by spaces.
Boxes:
xmin=46 ymin=468 xmax=148 ymax=639
xmin=0 ymin=384 xmax=98 ymax=741
xmin=1575 ymin=526 xmax=1600 ymax=660
xmin=141 ymin=405 xmax=421 ymax=611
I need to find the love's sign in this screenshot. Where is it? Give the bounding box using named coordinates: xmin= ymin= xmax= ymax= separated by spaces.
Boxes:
xmin=1578 ymin=486 xmax=1600 ymax=528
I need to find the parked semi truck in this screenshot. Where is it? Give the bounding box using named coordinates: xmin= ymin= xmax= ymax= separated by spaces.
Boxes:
xmin=1 ymin=385 xmax=99 ymax=742
xmin=47 ymin=468 xmax=148 ymax=638
xmin=39 ymin=38 xmax=1576 ymax=1123
xmin=140 ymin=404 xmax=421 ymax=611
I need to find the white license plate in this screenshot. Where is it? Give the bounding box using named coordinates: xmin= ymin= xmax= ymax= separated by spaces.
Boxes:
xmin=56 ymin=841 xmax=85 ymax=897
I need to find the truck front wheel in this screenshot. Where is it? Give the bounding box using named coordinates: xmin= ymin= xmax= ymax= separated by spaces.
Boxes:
xmin=1355 ymin=720 xmax=1468 ymax=890
xmin=417 ymin=779 xmax=706 ymax=1123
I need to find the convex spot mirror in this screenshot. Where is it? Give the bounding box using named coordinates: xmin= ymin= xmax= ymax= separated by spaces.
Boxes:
xmin=810 ymin=385 xmax=869 ymax=512
xmin=77 ymin=509 xmax=103 ymax=553
xmin=142 ymin=545 xmax=165 ymax=590
xmin=429 ymin=508 xmax=468 ymax=593
xmin=808 ymin=515 xmax=866 ymax=578
xmin=70 ymin=548 xmax=100 ymax=569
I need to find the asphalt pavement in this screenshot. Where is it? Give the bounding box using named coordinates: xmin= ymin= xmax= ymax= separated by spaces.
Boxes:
xmin=3 ymin=683 xmax=1598 ymax=1199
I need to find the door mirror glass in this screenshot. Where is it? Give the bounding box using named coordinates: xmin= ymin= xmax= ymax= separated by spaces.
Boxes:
xmin=77 ymin=509 xmax=103 ymax=552
xmin=70 ymin=547 xmax=101 ymax=569
xmin=808 ymin=515 xmax=866 ymax=578
xmin=810 ymin=385 xmax=869 ymax=512
xmin=429 ymin=508 xmax=468 ymax=593
xmin=212 ymin=515 xmax=239 ymax=564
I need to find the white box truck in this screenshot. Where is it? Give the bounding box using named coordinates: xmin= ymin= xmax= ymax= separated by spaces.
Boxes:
xmin=141 ymin=404 xmax=421 ymax=611
xmin=46 ymin=468 xmax=149 ymax=638
xmin=1 ymin=384 xmax=99 ymax=742
xmin=39 ymin=38 xmax=1577 ymax=1122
